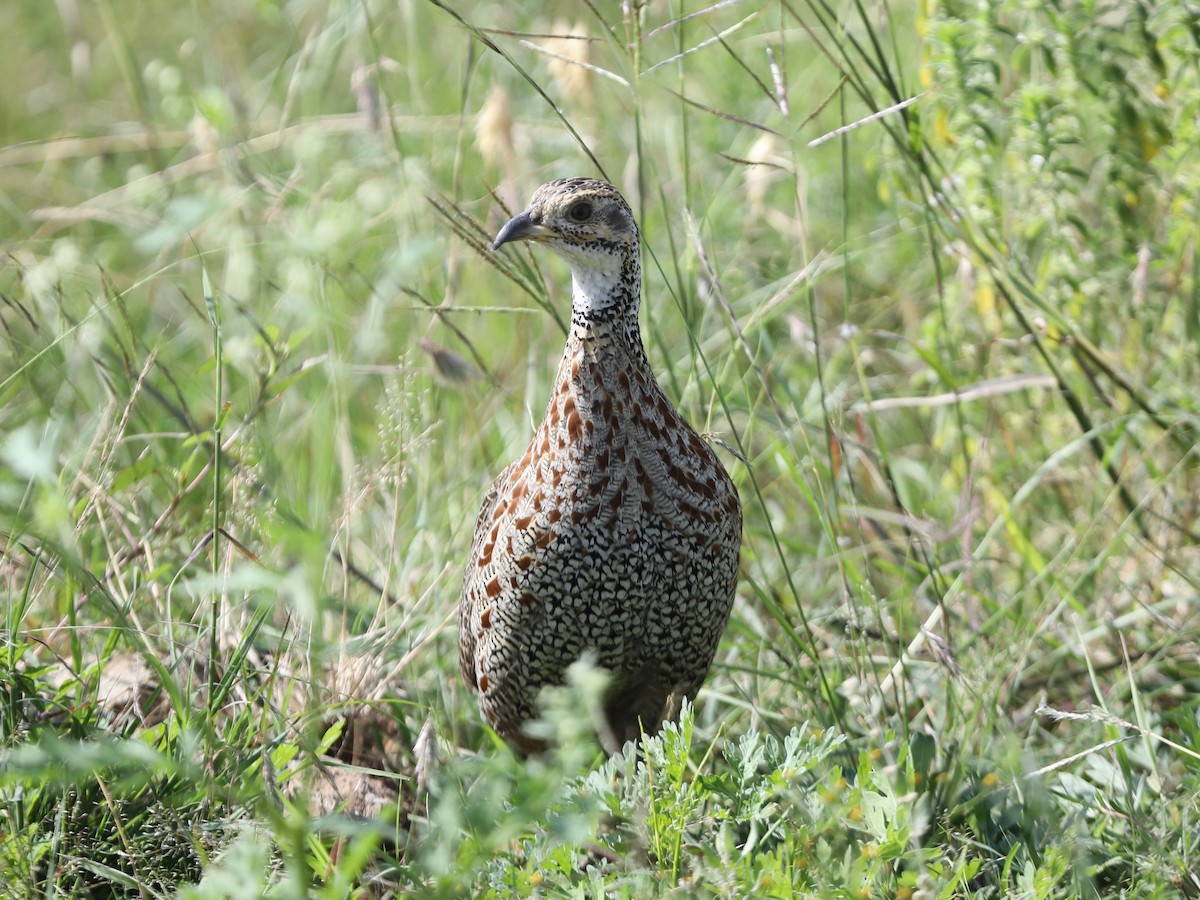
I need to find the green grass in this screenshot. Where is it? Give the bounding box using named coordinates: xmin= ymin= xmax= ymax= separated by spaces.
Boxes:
xmin=2 ymin=0 xmax=1198 ymax=896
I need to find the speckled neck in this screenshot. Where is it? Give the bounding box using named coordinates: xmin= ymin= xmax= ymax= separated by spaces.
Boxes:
xmin=567 ymin=244 xmax=647 ymax=364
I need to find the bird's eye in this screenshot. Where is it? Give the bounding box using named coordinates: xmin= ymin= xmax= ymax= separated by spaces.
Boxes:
xmin=567 ymin=201 xmax=593 ymax=223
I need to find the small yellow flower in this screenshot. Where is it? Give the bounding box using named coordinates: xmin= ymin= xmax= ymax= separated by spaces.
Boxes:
xmin=821 ymin=776 xmax=847 ymax=802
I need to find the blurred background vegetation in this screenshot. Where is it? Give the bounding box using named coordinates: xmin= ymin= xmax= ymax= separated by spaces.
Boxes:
xmin=1 ymin=0 xmax=1197 ymax=896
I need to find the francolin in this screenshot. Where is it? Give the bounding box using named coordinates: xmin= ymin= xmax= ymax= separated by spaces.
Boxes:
xmin=459 ymin=178 xmax=741 ymax=754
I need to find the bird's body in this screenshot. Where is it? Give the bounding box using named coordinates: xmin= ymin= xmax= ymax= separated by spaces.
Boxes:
xmin=459 ymin=178 xmax=741 ymax=754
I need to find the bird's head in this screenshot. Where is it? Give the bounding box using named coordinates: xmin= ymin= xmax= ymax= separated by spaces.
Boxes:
xmin=493 ymin=179 xmax=642 ymax=332
xmin=492 ymin=177 xmax=643 ymax=333
xmin=493 ymin=178 xmax=639 ymax=262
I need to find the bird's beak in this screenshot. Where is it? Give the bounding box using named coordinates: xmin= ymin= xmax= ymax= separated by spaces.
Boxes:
xmin=493 ymin=211 xmax=554 ymax=250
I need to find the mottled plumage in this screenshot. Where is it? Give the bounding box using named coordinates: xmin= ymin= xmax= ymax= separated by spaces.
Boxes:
xmin=459 ymin=178 xmax=741 ymax=754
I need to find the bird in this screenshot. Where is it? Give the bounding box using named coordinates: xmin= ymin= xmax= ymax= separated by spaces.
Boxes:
xmin=459 ymin=177 xmax=742 ymax=755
